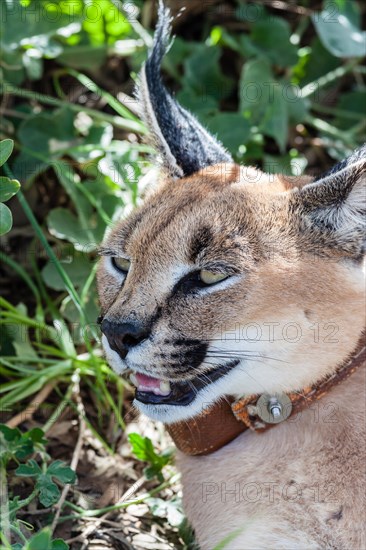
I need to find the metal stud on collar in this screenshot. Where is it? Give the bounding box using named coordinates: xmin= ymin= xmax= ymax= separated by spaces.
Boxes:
xmin=248 ymin=393 xmax=292 ymax=424
xmin=268 ymin=396 xmax=282 ymax=418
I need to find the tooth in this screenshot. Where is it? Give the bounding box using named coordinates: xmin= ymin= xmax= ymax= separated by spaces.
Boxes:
xmin=130 ymin=373 xmax=138 ymax=387
xmin=159 ymin=381 xmax=171 ymax=395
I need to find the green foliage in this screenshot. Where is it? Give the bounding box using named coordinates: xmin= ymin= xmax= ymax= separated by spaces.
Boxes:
xmin=128 ymin=433 xmax=174 ymax=482
xmin=16 ymin=458 xmax=76 ymax=507
xmin=312 ymin=0 xmax=366 ymax=58
xmin=0 ymin=140 xmax=20 ymax=235
xmin=0 ymin=0 xmax=136 ymax=84
xmin=166 ymin=2 xmax=364 ymax=164
xmin=0 ymin=425 xmax=74 ymax=548
xmin=0 ymin=425 xmax=46 ymax=461
xmin=14 ymin=528 xmax=69 ymax=550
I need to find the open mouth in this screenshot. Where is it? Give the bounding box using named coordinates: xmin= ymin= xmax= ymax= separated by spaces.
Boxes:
xmin=129 ymin=360 xmax=239 ymax=406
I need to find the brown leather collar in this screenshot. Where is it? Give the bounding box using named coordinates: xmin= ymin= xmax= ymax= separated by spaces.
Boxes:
xmin=166 ymin=333 xmax=366 ymax=456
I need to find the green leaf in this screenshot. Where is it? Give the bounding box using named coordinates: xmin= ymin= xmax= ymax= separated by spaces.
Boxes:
xmin=22 ymin=528 xmax=69 ymax=550
xmin=42 ymin=253 xmax=95 ymax=291
xmin=237 ymin=34 xmax=260 ymax=58
xmin=0 ymin=425 xmax=35 ymax=461
xmin=23 ymin=51 xmax=43 ymax=80
xmin=184 ymin=45 xmax=234 ymax=102
xmin=51 ymin=540 xmax=69 ymax=550
xmin=61 ymin=292 xmax=99 ymax=342
xmin=58 ymin=45 xmax=107 ymax=70
xmin=263 ymin=152 xmax=308 ymax=176
xmin=26 ymin=427 xmax=47 ymax=446
xmin=240 ymin=59 xmax=288 ymax=151
xmin=15 ymin=459 xmax=42 ymax=477
xmin=0 ymin=203 xmax=13 ymax=235
xmin=24 ymin=529 xmax=52 ymax=550
xmin=283 ymin=83 xmax=308 ymax=124
xmin=147 ymin=497 xmax=185 ymax=528
xmin=335 ymin=91 xmax=365 ymax=130
xmin=16 ymin=458 xmax=76 ymax=507
xmin=69 ymin=121 xmax=113 ymax=163
xmin=239 ymin=58 xmax=273 ymax=121
xmin=205 ymin=113 xmax=251 ymax=154
xmin=13 ymin=108 xmax=77 ymax=181
xmin=0 ymin=424 xmax=22 ymax=446
xmin=251 ymin=17 xmax=298 ymax=67
xmin=17 ymin=108 xmax=76 ymax=156
xmin=47 ymin=460 xmax=76 ymax=484
xmin=177 ymin=89 xmax=218 ymax=117
xmin=0 ymin=1 xmax=82 ymax=84
xmin=1 ymin=49 xmax=25 ymax=85
xmin=129 ymin=433 xmax=156 ymax=462
xmin=262 ymin=85 xmax=288 ymax=153
xmin=47 ymin=208 xmax=95 ymax=250
xmin=0 ymin=139 xmax=14 ymax=167
xmin=144 ymin=464 xmax=164 ymax=482
xmin=128 ymin=433 xmax=173 ymax=482
xmin=235 ymin=2 xmax=267 ymax=22
xmin=164 ymin=37 xmax=199 ymax=79
xmin=36 ymin=475 xmax=61 ymax=507
xmin=297 ymin=38 xmax=340 ymax=87
xmin=81 ymin=0 xmax=131 ymax=46
xmin=312 ymin=2 xmax=366 ymax=58
xmin=334 ymin=0 xmax=361 ymax=27
xmin=0 ymin=177 xmax=20 ymax=203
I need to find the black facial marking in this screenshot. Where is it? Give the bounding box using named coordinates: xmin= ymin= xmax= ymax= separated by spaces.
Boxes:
xmin=174 ymin=338 xmax=203 ymax=346
xmin=171 ymin=271 xmax=208 ymax=296
xmin=150 ymin=306 xmax=163 ymax=327
xmin=327 ymin=506 xmax=343 ymax=522
xmin=189 ymin=226 xmax=213 ymax=262
xmin=137 ymin=306 xmax=163 ymax=337
xmin=165 ymin=341 xmax=208 ymax=375
xmin=135 ymin=360 xmax=239 ymax=406
xmin=156 ymin=340 xmax=209 ymax=380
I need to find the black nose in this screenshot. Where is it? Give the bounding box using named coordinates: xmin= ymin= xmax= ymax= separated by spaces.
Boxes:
xmin=101 ymin=319 xmax=149 ymax=359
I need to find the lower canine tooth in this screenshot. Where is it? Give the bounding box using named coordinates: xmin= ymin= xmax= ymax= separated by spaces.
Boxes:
xmin=160 ymin=381 xmax=171 ymax=395
xmin=130 ymin=373 xmax=138 ymax=387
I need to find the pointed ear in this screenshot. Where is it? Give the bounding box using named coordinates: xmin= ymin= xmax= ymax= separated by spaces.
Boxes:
xmin=137 ymin=1 xmax=232 ymax=178
xmin=298 ymin=145 xmax=366 ymax=258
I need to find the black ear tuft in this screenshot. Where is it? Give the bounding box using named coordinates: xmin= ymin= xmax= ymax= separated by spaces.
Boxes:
xmin=137 ymin=1 xmax=232 ymax=178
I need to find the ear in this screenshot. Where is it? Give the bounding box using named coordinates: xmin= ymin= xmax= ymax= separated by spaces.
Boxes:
xmin=137 ymin=1 xmax=232 ymax=178
xmin=298 ymin=144 xmax=366 ymax=258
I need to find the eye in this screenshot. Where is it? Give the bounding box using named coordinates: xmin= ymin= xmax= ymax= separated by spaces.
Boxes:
xmin=174 ymin=268 xmax=233 ymax=294
xmin=200 ymin=270 xmax=228 ymax=285
xmin=112 ymin=257 xmax=131 ymax=274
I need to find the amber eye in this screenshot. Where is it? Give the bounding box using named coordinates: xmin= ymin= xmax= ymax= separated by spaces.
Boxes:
xmin=199 ymin=270 xmax=228 ymax=285
xmin=112 ymin=257 xmax=131 ymax=274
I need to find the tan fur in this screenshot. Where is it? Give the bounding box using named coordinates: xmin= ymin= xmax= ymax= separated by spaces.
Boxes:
xmin=97 ymin=162 xmax=366 ymax=548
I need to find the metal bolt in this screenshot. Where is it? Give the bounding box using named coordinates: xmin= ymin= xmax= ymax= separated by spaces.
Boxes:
xmin=268 ymin=398 xmax=282 ymax=418
xmin=255 ymin=393 xmax=292 ymax=424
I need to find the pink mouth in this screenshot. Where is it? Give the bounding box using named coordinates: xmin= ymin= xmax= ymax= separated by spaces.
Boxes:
xmin=130 ymin=372 xmax=171 ymax=396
